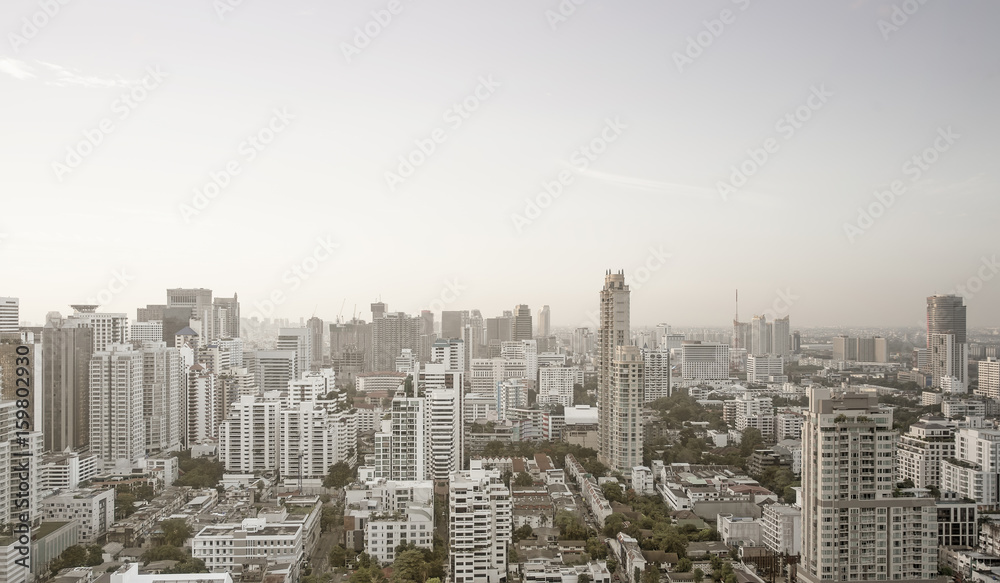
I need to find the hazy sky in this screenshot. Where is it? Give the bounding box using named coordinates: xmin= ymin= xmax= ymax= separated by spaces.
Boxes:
xmin=2 ymin=0 xmax=998 ymax=329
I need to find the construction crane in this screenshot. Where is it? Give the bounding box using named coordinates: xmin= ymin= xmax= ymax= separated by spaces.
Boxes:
xmin=337 ymin=298 xmax=346 ymax=324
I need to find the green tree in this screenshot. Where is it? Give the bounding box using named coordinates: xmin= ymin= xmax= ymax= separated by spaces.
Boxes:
xmin=602 ymin=482 xmax=625 ymax=504
xmin=694 ymin=568 xmax=705 ymax=583
xmin=738 ymin=428 xmax=763 ymax=458
xmin=579 ymin=574 xmax=592 ymax=583
xmin=675 ymin=558 xmax=693 ymax=573
xmin=482 ymin=441 xmax=507 ymax=457
xmin=324 ymin=461 xmax=357 ymax=489
xmin=391 ymin=549 xmax=427 ymax=583
xmin=642 ymin=565 xmax=661 ymax=583
xmin=49 ymin=545 xmax=88 ymax=575
xmin=163 ymin=558 xmax=209 ymax=574
xmin=160 ymin=518 xmax=192 ymax=547
xmin=142 ymin=545 xmax=188 ymax=563
xmin=85 ymin=545 xmax=104 ymax=566
xmin=329 ymin=545 xmax=348 ymax=568
xmin=586 ymin=537 xmax=607 ymax=560
xmin=513 ymin=472 xmax=534 ymax=487
xmin=116 ymin=493 xmax=136 ymax=520
xmin=513 ymin=524 xmax=534 ymax=542
xmin=607 ymin=557 xmax=619 ymax=573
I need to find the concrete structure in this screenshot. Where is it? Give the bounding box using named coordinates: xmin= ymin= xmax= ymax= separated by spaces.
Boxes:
xmin=798 ymin=390 xmax=939 ymax=583
xmin=449 ymin=461 xmax=512 ymax=583
xmin=192 ymin=517 xmax=304 ymax=577
xmin=896 ymin=418 xmax=955 ymax=489
xmin=140 ymin=342 xmax=185 ymax=454
xmin=643 ymin=347 xmax=672 ymax=402
xmin=89 ymin=343 xmax=144 ymax=467
xmin=978 ymin=357 xmax=1000 ymax=399
xmin=681 ymin=341 xmax=729 ymax=381
xmin=940 ymin=427 xmax=1000 ymax=509
xmin=747 ymin=355 xmax=784 ymax=384
xmin=602 ymin=345 xmax=644 ymax=472
xmin=218 ymin=393 xmax=282 ymax=473
xmin=277 ymin=327 xmax=311 ymax=381
xmin=253 ymin=350 xmax=297 ymax=392
xmin=761 ymin=503 xmax=800 ymax=556
xmin=598 ymin=271 xmax=630 ymax=471
xmin=717 ymin=514 xmax=762 ymax=547
xmin=539 ymin=366 xmax=575 ymax=407
xmin=40 ymin=488 xmax=114 ymax=543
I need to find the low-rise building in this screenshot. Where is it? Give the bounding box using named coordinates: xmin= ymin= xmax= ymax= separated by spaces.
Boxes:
xmin=40 ymin=488 xmax=115 ymax=544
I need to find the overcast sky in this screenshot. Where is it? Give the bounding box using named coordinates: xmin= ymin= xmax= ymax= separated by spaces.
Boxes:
xmin=1 ymin=0 xmax=998 ymax=329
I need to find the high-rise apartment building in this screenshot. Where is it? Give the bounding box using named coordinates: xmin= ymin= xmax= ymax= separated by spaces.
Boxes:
xmin=604 ymin=345 xmax=644 ymax=472
xmin=941 ymin=427 xmax=1000 ymax=509
xmin=42 ymin=312 xmax=94 ymax=452
xmin=136 ymin=304 xmax=166 ymax=323
xmin=68 ymin=304 xmax=128 ymax=351
xmin=441 ymin=311 xmax=465 ymax=340
xmin=449 ymin=461 xmax=512 ymax=583
xmin=253 ymin=350 xmax=297 ymax=392
xmin=747 ymin=354 xmax=785 ymax=384
xmin=330 ymin=319 xmax=372 ymax=381
xmin=770 ymin=316 xmax=791 ymax=358
xmin=539 ymin=366 xmax=575 ymax=407
xmin=141 ymin=342 xmax=186 ymax=453
xmin=750 ymin=315 xmax=770 ymax=356
xmin=167 ymin=288 xmax=215 ymax=341
xmin=680 ymin=341 xmax=730 ymax=381
xmin=372 ymin=312 xmax=422 ymax=372
xmin=833 ymin=336 xmax=889 ymax=363
xmin=927 ymin=294 xmax=967 ymax=347
xmin=598 ymin=271 xmax=631 ymax=471
xmin=929 ymin=333 xmax=968 ymax=389
xmin=799 ymin=390 xmax=939 ymax=583
xmin=374 ymin=396 xmax=428 ymax=481
xmin=277 ymin=327 xmax=311 ymax=380
xmin=280 ymin=401 xmax=358 ymax=480
xmin=307 ymin=316 xmax=324 ymax=372
xmin=643 ymin=347 xmax=671 ymax=402
xmin=0 ymin=297 xmax=18 ymax=332
xmin=89 ymin=343 xmax=145 ymax=467
xmin=896 ymin=419 xmax=955 ymax=489
xmin=537 ymin=305 xmax=551 ymax=337
xmin=213 ymin=294 xmax=240 ymax=339
xmin=218 ymin=393 xmax=282 ymax=473
xmin=978 ymin=357 xmax=1000 ymax=399
xmin=512 ymin=305 xmax=532 ymax=342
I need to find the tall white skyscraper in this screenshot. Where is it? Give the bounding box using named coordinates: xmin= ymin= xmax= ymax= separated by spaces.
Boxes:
xmin=537 ymin=305 xmax=550 ymax=337
xmin=770 ymin=315 xmax=790 ymax=358
xmin=605 ymin=345 xmax=644 ymax=472
xmin=929 ymin=333 xmax=968 ymax=389
xmin=218 ymin=393 xmax=282 ymax=473
xmin=750 ymin=314 xmax=769 ymax=356
xmin=141 ymin=341 xmax=185 ymax=453
xmin=598 ymin=271 xmax=630 ymax=470
xmin=277 ymin=327 xmax=311 ymax=380
xmin=642 ymin=348 xmax=671 ymax=402
xmin=69 ymin=305 xmax=128 ymax=352
xmin=799 ymin=389 xmax=939 ymax=583
xmin=978 ymin=357 xmax=1000 ymax=399
xmin=89 ymin=343 xmax=144 ymax=467
xmin=0 ymin=297 xmax=19 ymax=332
xmin=449 ymin=461 xmax=511 ymax=583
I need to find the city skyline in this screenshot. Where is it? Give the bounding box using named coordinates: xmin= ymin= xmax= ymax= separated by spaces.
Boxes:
xmin=2 ymin=2 xmax=999 ymax=328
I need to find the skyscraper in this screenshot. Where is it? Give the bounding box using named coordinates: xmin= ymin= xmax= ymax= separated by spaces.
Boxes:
xmin=449 ymin=461 xmax=511 ymax=583
xmin=770 ymin=315 xmax=791 ymax=358
xmin=0 ymin=297 xmax=19 ymax=332
xmin=141 ymin=341 xmax=186 ymax=453
xmin=750 ymin=314 xmax=769 ymax=356
xmin=42 ymin=312 xmax=93 ymax=452
xmin=89 ymin=343 xmax=145 ymax=467
xmin=167 ymin=288 xmax=215 ymax=341
xmin=306 ymin=316 xmax=325 ymax=371
xmin=799 ymin=389 xmax=938 ymax=583
xmin=537 ymin=305 xmax=551 ymax=337
xmin=68 ymin=304 xmax=128 ymax=351
xmin=213 ymin=294 xmax=240 ymax=338
xmin=927 ymin=294 xmax=967 ymax=347
xmin=512 ymin=304 xmax=532 ymax=342
xmin=277 ymin=327 xmax=311 ymax=379
xmin=598 ymin=271 xmax=631 ymax=470
xmin=441 ymin=310 xmax=465 ymax=340
xmin=371 ymin=312 xmax=422 ymax=371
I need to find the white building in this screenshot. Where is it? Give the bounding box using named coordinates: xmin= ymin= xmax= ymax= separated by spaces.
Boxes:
xmin=930 ymin=333 xmax=968 ymax=390
xmin=497 ymin=378 xmax=529 ymax=421
xmin=111 ymin=563 xmax=232 ymax=583
xmin=130 ymin=321 xmax=163 ymax=346
xmin=40 ymin=488 xmax=115 ymax=543
xmin=603 ymin=346 xmax=644 ymax=472
xmin=280 ymin=401 xmax=358 ymax=480
xmin=141 ymin=342 xmax=185 ymax=454
xmin=775 ymin=412 xmax=804 ymax=440
xmin=365 ymin=504 xmax=434 ymax=565
xmin=538 ymin=367 xmax=575 ymax=407
xmin=896 ymin=419 xmax=956 ymax=489
xmin=940 ymin=427 xmax=1000 ymax=509
xmin=68 ymin=305 xmax=129 ymax=351
xmin=799 ymin=390 xmax=939 ymax=583
xmin=89 ymin=343 xmax=144 ymax=467
xmin=978 ymin=358 xmax=1000 ymax=399
xmin=761 ymin=504 xmax=801 ymax=555
xmin=642 ymin=348 xmax=672 ymax=402
xmin=192 ymin=517 xmax=304 ymax=576
xmin=426 ymin=387 xmax=461 ymax=481
xmin=747 ymin=355 xmax=784 ymax=384
xmin=631 ymin=466 xmax=654 ymax=495
xmin=680 ymin=342 xmax=729 ymax=381
xmin=374 ymin=397 xmax=428 ymax=481
xmin=450 ymin=461 xmax=512 ymax=583
xmin=0 ymin=297 xmax=18 ymax=332
xmin=187 ymin=365 xmax=218 ymax=445
xmin=253 ymin=350 xmax=297 ymax=392
xmin=218 ymin=392 xmax=282 ymax=473
xmin=38 ymin=452 xmax=100 ymax=492
xmin=277 ymin=328 xmax=311 ymax=381
xmin=717 ymin=514 xmax=762 ymax=547
xmin=285 ymin=369 xmax=337 ymax=404
xmin=735 ymin=394 xmax=775 ymax=440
